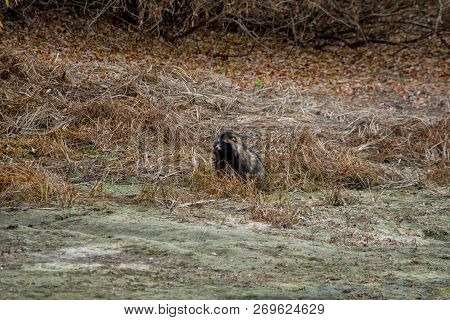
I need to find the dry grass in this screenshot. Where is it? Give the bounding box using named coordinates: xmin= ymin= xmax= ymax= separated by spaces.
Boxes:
xmin=1 ymin=49 xmax=448 ymax=227
xmin=248 ymin=192 xmax=307 ymax=229
xmin=262 ymin=129 xmax=386 ymax=190
xmin=187 ymin=162 xmax=259 ymax=198
xmin=323 ymin=186 xmax=357 ymax=206
xmin=425 ymin=163 xmax=450 ymax=186
xmin=0 ymin=52 xmax=27 ymax=80
xmin=0 ymin=163 xmax=77 ymax=207
xmin=343 ymin=116 xmax=449 ymax=164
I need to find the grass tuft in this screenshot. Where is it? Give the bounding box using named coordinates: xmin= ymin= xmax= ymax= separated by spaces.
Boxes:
xmin=0 ymin=163 xmax=77 ymax=207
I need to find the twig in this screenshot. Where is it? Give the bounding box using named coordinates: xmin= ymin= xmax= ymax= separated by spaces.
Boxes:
xmin=178 ymin=199 xmax=221 ymax=208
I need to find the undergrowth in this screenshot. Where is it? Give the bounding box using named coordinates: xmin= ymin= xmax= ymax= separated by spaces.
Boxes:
xmin=0 ymin=163 xmax=77 ymax=207
xmin=1 ymin=50 xmax=448 ymax=226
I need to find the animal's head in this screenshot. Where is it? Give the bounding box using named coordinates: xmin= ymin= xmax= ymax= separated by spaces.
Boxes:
xmin=213 ymin=131 xmax=245 ymax=155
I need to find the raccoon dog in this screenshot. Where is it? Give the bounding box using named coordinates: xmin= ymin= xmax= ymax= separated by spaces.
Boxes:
xmin=212 ymin=131 xmax=266 ymax=187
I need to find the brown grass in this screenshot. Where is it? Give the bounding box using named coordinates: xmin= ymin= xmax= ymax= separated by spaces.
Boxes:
xmin=343 ymin=116 xmax=449 ymax=165
xmin=323 ymin=186 xmax=357 ymax=206
xmin=0 ymin=52 xmax=27 ymax=80
xmin=262 ymin=129 xmax=385 ymax=190
xmin=0 ymin=163 xmax=77 ymax=207
xmin=187 ymin=162 xmax=259 ymax=198
xmin=248 ymin=192 xmax=307 ymax=229
xmin=425 ymin=162 xmax=450 ymax=185
xmin=1 ymin=49 xmax=448 ymax=226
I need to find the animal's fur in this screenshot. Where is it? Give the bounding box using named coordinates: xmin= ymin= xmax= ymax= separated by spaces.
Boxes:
xmin=212 ymin=131 xmax=266 ymax=187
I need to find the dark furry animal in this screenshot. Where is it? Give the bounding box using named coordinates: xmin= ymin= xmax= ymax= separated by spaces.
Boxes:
xmin=212 ymin=131 xmax=266 ymax=187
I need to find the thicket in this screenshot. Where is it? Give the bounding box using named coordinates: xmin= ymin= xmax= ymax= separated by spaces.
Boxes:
xmin=1 ymin=0 xmax=448 ymax=48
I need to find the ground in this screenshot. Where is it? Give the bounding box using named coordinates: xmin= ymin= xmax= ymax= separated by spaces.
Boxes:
xmin=0 ymin=7 xmax=449 ymax=299
xmin=1 ymin=184 xmax=448 ymax=299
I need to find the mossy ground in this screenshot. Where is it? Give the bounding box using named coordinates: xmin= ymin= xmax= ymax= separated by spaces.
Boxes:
xmin=0 ymin=184 xmax=448 ymax=299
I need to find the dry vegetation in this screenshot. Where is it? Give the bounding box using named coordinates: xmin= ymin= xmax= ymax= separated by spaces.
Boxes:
xmin=13 ymin=0 xmax=445 ymax=49
xmin=1 ymin=47 xmax=447 ymax=225
xmin=0 ymin=3 xmax=448 ymax=228
xmin=0 ymin=162 xmax=76 ymax=206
